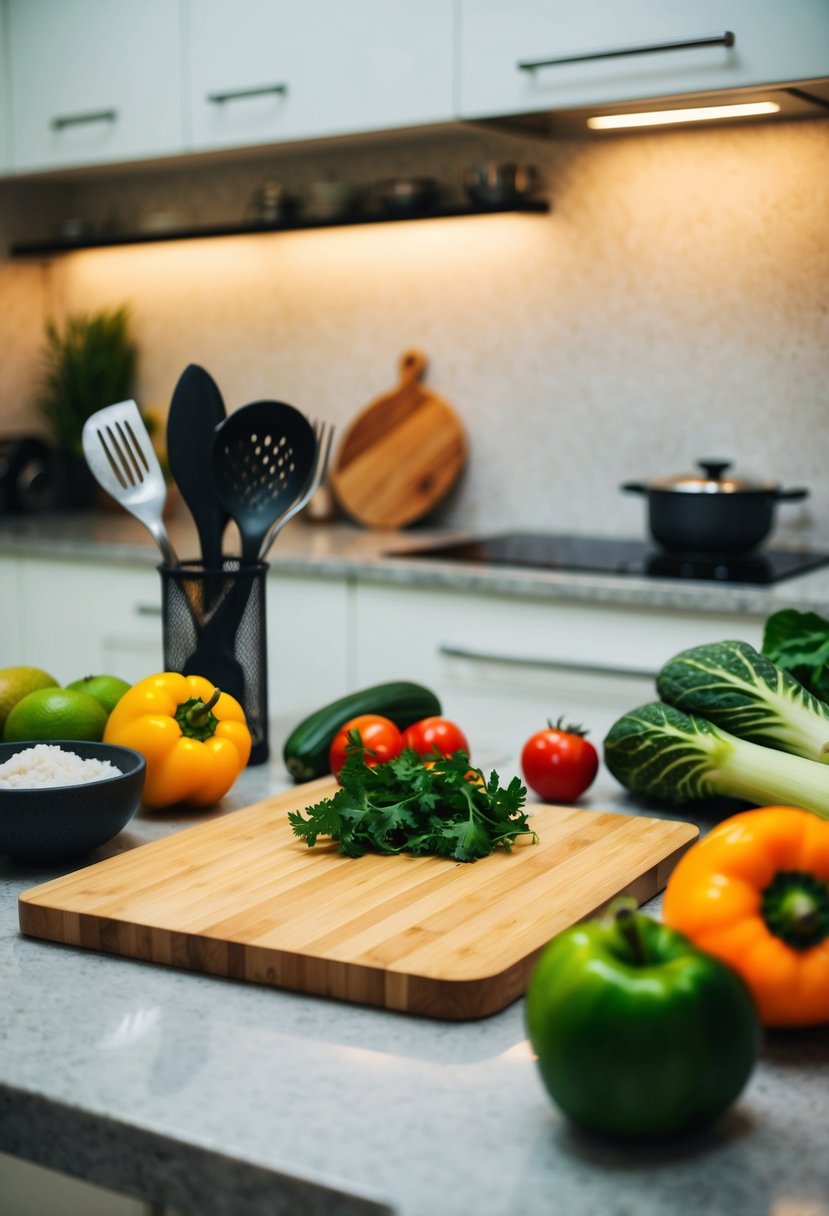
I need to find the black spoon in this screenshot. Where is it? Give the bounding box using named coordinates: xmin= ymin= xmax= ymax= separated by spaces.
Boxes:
xmin=166 ymin=364 xmax=229 ymax=574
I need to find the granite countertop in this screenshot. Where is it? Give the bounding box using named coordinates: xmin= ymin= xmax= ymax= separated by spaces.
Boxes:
xmin=2 ymin=717 xmax=828 ymax=1216
xmin=2 ymin=509 xmax=829 ymax=617
xmin=2 ymin=511 xmax=828 ymax=1213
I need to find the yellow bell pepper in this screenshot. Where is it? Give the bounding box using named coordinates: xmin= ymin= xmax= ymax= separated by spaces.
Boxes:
xmin=663 ymin=805 xmax=829 ymax=1028
xmin=103 ymin=672 xmax=251 ymax=809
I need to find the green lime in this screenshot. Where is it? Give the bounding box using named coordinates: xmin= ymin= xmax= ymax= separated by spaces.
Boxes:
xmin=0 ymin=666 xmax=58 ymax=736
xmin=4 ymin=687 xmax=108 ymax=743
xmin=66 ymin=674 xmax=132 ymax=715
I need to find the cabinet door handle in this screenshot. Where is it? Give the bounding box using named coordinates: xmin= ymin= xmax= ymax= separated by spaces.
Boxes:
xmin=438 ymin=643 xmax=658 ymax=681
xmin=517 ymin=31 xmax=735 ymax=72
xmin=207 ymin=84 xmax=288 ymax=104
xmin=50 ymin=108 xmax=118 ymax=131
xmin=135 ymin=603 xmax=162 ymax=617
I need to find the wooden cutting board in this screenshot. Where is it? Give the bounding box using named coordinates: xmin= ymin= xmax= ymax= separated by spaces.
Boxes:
xmin=329 ymin=349 xmax=467 ymax=529
xmin=19 ymin=779 xmax=698 ymax=1020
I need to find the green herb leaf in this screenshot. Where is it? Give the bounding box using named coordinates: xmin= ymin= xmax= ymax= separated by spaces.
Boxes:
xmin=289 ymin=745 xmax=535 ymax=862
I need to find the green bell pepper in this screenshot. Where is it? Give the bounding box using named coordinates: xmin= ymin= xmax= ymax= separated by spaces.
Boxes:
xmin=525 ymin=901 xmax=760 ymax=1140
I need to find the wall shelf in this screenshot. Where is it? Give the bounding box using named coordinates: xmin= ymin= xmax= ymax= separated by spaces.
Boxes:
xmin=9 ymin=200 xmax=550 ymax=258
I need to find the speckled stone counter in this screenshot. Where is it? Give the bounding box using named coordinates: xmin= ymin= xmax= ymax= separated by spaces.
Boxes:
xmin=1 ymin=513 xmax=828 ymax=1214
xmin=2 ymin=509 xmax=829 ymax=618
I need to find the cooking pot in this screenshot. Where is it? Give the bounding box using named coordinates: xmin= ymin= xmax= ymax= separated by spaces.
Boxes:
xmin=622 ymin=459 xmax=809 ymax=555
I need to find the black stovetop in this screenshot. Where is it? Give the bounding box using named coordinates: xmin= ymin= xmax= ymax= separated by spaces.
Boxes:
xmin=387 ymin=533 xmax=829 ymax=586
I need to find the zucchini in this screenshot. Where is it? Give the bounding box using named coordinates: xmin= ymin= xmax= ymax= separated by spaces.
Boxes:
xmin=283 ymin=680 xmax=442 ymax=782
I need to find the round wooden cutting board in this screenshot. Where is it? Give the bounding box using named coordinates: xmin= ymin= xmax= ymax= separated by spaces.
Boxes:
xmin=329 ymin=349 xmax=467 ymax=529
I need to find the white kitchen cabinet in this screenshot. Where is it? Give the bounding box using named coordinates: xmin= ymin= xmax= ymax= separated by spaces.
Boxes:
xmin=0 ymin=1151 xmax=152 ymax=1216
xmin=8 ymin=0 xmax=184 ymax=173
xmin=0 ymin=1 xmax=10 ymax=172
xmin=458 ymin=0 xmax=829 ymax=120
xmin=0 ymin=555 xmax=350 ymax=735
xmin=12 ymin=556 xmax=163 ymax=683
xmin=353 ymin=583 xmax=765 ymax=747
xmin=0 ymin=555 xmax=21 ymax=662
xmin=265 ymin=573 xmax=352 ymax=728
xmin=184 ymin=0 xmax=455 ymax=153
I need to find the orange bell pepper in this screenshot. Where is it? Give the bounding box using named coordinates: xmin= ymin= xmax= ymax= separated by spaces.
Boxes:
xmin=663 ymin=806 xmax=829 ymax=1028
xmin=103 ymin=672 xmax=251 ymax=809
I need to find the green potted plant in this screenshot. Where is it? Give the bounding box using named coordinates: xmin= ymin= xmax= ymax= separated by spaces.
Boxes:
xmin=37 ymin=305 xmax=138 ymax=507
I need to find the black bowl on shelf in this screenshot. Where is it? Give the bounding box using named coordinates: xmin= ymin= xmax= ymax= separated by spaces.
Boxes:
xmin=0 ymin=740 xmax=146 ymax=862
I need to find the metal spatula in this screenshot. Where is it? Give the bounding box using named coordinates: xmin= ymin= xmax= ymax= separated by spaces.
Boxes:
xmin=82 ymin=399 xmax=179 ymax=567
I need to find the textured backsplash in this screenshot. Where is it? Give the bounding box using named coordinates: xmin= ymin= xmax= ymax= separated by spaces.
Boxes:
xmin=1 ymin=117 xmax=827 ymax=544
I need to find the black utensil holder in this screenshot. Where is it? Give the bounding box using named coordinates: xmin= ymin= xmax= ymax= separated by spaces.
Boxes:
xmin=159 ymin=560 xmax=269 ymax=766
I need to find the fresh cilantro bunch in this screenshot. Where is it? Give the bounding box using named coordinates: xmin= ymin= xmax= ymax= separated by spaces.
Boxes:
xmin=288 ymin=737 xmax=536 ymax=862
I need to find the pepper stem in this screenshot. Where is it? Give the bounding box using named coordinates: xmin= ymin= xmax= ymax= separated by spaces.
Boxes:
xmin=174 ymin=689 xmax=222 ymax=742
xmin=761 ymin=870 xmax=829 ymax=951
xmin=189 ymin=687 xmax=221 ymax=725
xmin=606 ymin=897 xmax=647 ymax=966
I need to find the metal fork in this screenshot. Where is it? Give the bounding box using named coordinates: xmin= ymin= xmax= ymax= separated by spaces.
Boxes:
xmin=82 ymin=399 xmax=179 ymax=567
xmin=258 ymin=420 xmax=335 ymax=561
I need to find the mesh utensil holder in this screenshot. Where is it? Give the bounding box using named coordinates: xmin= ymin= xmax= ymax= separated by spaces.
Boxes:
xmin=159 ymin=560 xmax=269 ymax=766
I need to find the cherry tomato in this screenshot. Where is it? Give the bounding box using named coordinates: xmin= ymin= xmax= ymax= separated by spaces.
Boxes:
xmin=401 ymin=716 xmax=469 ymax=759
xmin=521 ymin=719 xmax=599 ymax=804
xmin=329 ymin=714 xmax=403 ymax=778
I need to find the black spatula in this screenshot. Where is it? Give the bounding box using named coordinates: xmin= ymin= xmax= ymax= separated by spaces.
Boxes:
xmin=166 ymin=364 xmax=229 ymax=570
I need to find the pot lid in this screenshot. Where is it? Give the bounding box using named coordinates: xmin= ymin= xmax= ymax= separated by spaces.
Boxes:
xmin=649 ymin=460 xmax=776 ymax=494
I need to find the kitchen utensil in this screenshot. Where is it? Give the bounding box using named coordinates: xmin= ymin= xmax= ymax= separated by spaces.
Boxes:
xmin=258 ymin=419 xmax=334 ymax=559
xmin=211 ymin=400 xmax=317 ymax=565
xmin=623 ymin=459 xmax=809 ymax=555
xmin=19 ymin=778 xmax=697 ymax=1019
xmin=329 ymin=349 xmax=467 ymax=529
xmin=373 ymin=176 xmax=440 ymax=216
xmin=166 ymin=363 xmax=229 ymax=570
xmin=0 ymin=740 xmax=145 ymax=862
xmin=463 ymin=162 xmax=539 ymax=206
xmin=82 ymin=399 xmax=179 ymax=566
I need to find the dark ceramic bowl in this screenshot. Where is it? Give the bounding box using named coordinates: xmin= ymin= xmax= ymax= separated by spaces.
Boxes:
xmin=0 ymin=740 xmax=146 ymax=862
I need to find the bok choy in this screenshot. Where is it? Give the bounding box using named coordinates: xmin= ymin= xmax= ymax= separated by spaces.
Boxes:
xmin=603 ymin=702 xmax=829 ymax=819
xmin=655 ymin=640 xmax=829 ymax=763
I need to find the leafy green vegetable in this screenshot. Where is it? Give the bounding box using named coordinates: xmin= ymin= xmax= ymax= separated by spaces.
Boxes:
xmin=603 ymin=702 xmax=829 ymax=818
xmin=656 ymin=640 xmax=829 ymax=763
xmin=763 ymin=608 xmax=829 ymax=702
xmin=288 ymin=738 xmax=535 ymax=862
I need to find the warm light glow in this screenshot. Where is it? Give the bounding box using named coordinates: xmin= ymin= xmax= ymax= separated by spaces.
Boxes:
xmin=587 ymin=100 xmax=781 ymax=130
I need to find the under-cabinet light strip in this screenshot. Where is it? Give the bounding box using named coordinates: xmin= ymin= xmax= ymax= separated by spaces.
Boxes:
xmin=587 ymin=100 xmax=781 ymax=130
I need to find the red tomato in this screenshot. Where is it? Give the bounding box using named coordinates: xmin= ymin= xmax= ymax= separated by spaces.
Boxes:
xmin=329 ymin=714 xmax=403 ymax=777
xmin=401 ymin=716 xmax=469 ymax=759
xmin=521 ymin=720 xmax=599 ymax=804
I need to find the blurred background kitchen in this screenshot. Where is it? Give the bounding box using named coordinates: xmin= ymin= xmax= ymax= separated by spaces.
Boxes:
xmin=0 ymin=0 xmax=827 ymax=543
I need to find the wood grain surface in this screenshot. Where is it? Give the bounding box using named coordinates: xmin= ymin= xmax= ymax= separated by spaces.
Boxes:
xmin=328 ymin=349 xmax=467 ymax=529
xmin=19 ymin=778 xmax=698 ymax=1019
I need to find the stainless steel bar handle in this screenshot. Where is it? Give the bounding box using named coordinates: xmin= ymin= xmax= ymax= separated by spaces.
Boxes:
xmin=439 ymin=643 xmax=658 ymax=682
xmin=135 ymin=604 xmax=162 ymax=617
xmin=50 ymin=108 xmax=117 ymax=131
xmin=207 ymin=84 xmax=288 ymax=104
xmin=517 ymin=31 xmax=735 ymax=71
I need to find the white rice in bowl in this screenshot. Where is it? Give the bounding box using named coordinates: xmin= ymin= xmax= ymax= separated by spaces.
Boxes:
xmin=0 ymin=744 xmax=121 ymax=789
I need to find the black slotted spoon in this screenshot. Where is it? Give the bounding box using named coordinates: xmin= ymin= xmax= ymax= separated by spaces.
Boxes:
xmin=181 ymin=401 xmax=317 ymax=708
xmin=211 ymin=400 xmax=317 ymax=566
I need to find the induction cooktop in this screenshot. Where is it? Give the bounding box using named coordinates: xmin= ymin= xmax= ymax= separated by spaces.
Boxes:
xmin=386 ymin=533 xmax=829 ymax=586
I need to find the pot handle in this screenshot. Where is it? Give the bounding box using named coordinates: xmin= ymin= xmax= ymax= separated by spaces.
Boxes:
xmin=775 ymin=487 xmax=810 ymax=502
xmin=621 ymin=481 xmax=648 ymax=494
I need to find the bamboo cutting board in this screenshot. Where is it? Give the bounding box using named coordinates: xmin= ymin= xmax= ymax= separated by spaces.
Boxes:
xmin=19 ymin=779 xmax=697 ymax=1020
xmin=329 ymin=349 xmax=467 ymax=529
